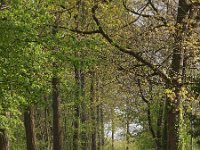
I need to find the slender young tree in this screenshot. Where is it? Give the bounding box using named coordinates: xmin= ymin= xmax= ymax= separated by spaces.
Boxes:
xmin=90 ymin=70 xmax=97 ymax=150
xmin=80 ymin=68 xmax=88 ymax=150
xmin=73 ymin=65 xmax=81 ymax=150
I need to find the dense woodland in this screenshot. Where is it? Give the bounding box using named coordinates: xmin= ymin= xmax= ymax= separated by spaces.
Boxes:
xmin=0 ymin=0 xmax=200 ymax=150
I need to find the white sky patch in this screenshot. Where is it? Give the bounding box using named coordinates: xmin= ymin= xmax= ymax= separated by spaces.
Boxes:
xmin=104 ymin=122 xmax=143 ymax=140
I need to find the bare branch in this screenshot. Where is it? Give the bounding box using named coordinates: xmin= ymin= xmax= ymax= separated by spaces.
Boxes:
xmin=148 ymin=0 xmax=158 ymax=12
xmin=122 ymin=0 xmax=152 ymax=18
xmin=70 ymin=29 xmax=100 ymax=34
xmin=91 ymin=4 xmax=171 ymax=84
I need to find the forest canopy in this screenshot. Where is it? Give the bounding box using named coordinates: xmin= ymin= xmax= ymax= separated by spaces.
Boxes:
xmin=0 ymin=0 xmax=200 ymax=150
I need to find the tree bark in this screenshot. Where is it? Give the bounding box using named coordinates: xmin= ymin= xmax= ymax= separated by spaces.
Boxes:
xmin=0 ymin=129 xmax=9 ymax=150
xmin=156 ymin=101 xmax=163 ymax=150
xmin=111 ymin=108 xmax=114 ymax=150
xmin=52 ymin=70 xmax=63 ymax=150
xmin=100 ymin=106 xmax=104 ymax=149
xmin=73 ymin=106 xmax=80 ymax=150
xmin=126 ymin=99 xmax=130 ymax=150
xmin=24 ymin=107 xmax=36 ymax=150
xmin=80 ymin=69 xmax=88 ymax=150
xmin=44 ymin=97 xmax=52 ymax=150
xmin=90 ymin=71 xmax=97 ymax=150
xmin=96 ymin=76 xmax=102 ymax=150
xmin=97 ymin=103 xmax=104 ymax=150
xmin=166 ymin=1 xmax=191 ymax=149
xmin=162 ymin=97 xmax=168 ymax=150
xmin=73 ymin=66 xmax=80 ymax=150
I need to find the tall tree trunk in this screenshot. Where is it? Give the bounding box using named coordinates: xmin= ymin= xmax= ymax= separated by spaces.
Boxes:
xmin=0 ymin=129 xmax=9 ymax=150
xmin=90 ymin=71 xmax=97 ymax=150
xmin=52 ymin=67 xmax=63 ymax=150
xmin=166 ymin=88 xmax=182 ymax=150
xmin=97 ymin=104 xmax=101 ymax=150
xmin=24 ymin=106 xmax=36 ymax=150
xmin=111 ymin=108 xmax=114 ymax=150
xmin=51 ymin=10 xmax=63 ymax=150
xmin=97 ymin=104 xmax=104 ymax=150
xmin=44 ymin=102 xmax=52 ymax=150
xmin=162 ymin=97 xmax=168 ymax=150
xmin=190 ymin=115 xmax=193 ymax=150
xmin=96 ymin=76 xmax=101 ymax=150
xmin=166 ymin=1 xmax=191 ymax=149
xmin=156 ymin=101 xmax=163 ymax=150
xmin=73 ymin=66 xmax=80 ymax=150
xmin=96 ymin=75 xmax=104 ymax=150
xmin=126 ymin=120 xmax=130 ymax=150
xmin=100 ymin=105 xmax=104 ymax=149
xmin=80 ymin=69 xmax=88 ymax=150
xmin=73 ymin=105 xmax=80 ymax=150
xmin=126 ymin=102 xmax=130 ymax=150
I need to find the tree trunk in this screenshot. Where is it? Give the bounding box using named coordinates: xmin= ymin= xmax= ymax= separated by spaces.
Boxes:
xmin=111 ymin=108 xmax=114 ymax=150
xmin=73 ymin=66 xmax=81 ymax=150
xmin=24 ymin=107 xmax=36 ymax=150
xmin=73 ymin=105 xmax=80 ymax=150
xmin=96 ymin=76 xmax=102 ymax=150
xmin=162 ymin=97 xmax=168 ymax=150
xmin=166 ymin=87 xmax=182 ymax=150
xmin=126 ymin=110 xmax=130 ymax=150
xmin=44 ymin=97 xmax=52 ymax=150
xmin=52 ymin=71 xmax=63 ymax=150
xmin=90 ymin=71 xmax=97 ymax=150
xmin=95 ymin=74 xmax=104 ymax=150
xmin=100 ymin=106 xmax=104 ymax=149
xmin=0 ymin=129 xmax=9 ymax=150
xmin=97 ymin=104 xmax=101 ymax=150
xmin=156 ymin=101 xmax=163 ymax=150
xmin=126 ymin=120 xmax=129 ymax=150
xmin=80 ymin=69 xmax=88 ymax=150
xmin=166 ymin=1 xmax=191 ymax=149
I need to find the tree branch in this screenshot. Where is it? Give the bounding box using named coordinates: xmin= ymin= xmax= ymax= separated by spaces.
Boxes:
xmin=122 ymin=0 xmax=151 ymax=18
xmin=148 ymin=0 xmax=158 ymax=12
xmin=137 ymin=79 xmax=156 ymax=139
xmin=91 ymin=4 xmax=171 ymax=84
xmin=44 ymin=24 xmax=100 ymax=35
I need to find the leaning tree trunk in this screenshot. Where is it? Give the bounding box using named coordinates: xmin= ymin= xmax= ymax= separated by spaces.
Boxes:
xmin=24 ymin=106 xmax=36 ymax=150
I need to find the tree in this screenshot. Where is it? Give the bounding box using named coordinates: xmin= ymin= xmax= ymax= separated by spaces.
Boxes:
xmin=0 ymin=0 xmax=200 ymax=149
xmin=72 ymin=0 xmax=200 ymax=149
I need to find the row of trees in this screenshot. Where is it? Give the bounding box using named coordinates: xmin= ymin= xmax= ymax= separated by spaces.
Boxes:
xmin=0 ymin=0 xmax=200 ymax=150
